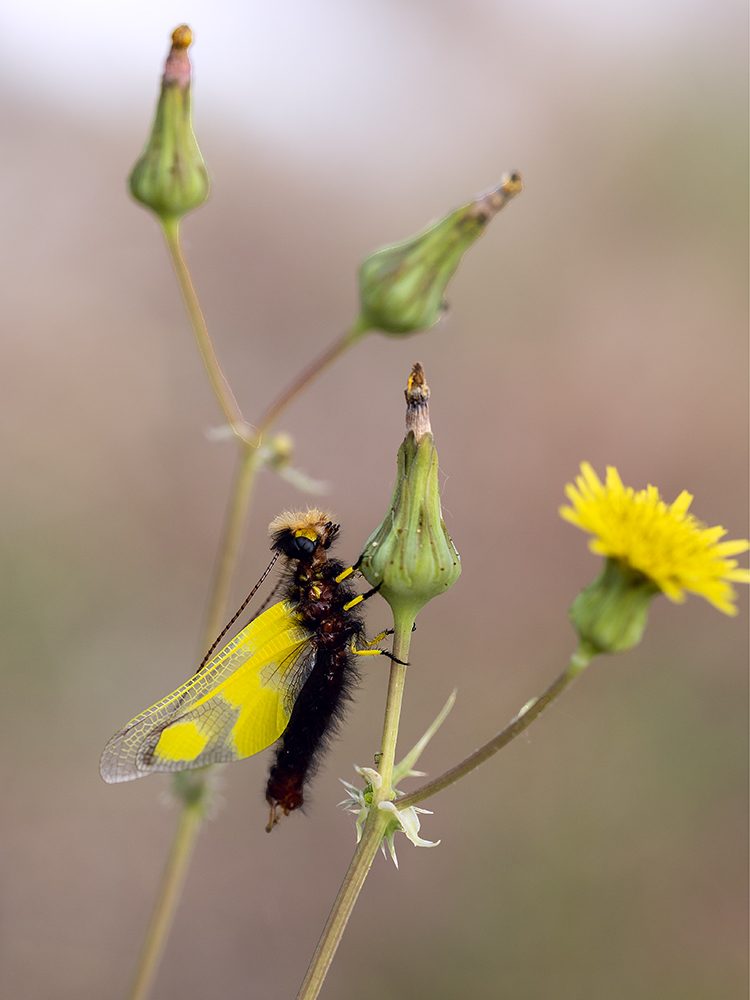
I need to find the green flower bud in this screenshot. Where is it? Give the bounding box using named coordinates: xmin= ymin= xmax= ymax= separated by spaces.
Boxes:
xmin=129 ymin=25 xmax=209 ymax=225
xmin=360 ymin=364 xmax=461 ymax=628
xmin=357 ymin=174 xmax=522 ymax=336
xmin=569 ymin=558 xmax=659 ymax=655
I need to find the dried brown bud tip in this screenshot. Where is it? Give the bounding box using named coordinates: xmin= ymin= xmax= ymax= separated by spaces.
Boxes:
xmin=405 ymin=363 xmax=431 ymax=441
xmin=359 ymin=364 xmax=460 ymax=626
xmin=468 ymin=172 xmax=524 ymax=222
xmin=357 ymin=172 xmax=523 ymax=336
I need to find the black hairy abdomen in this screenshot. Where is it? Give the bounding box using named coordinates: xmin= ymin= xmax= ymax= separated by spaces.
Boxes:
xmin=265 ymin=644 xmax=360 ymax=814
xmin=266 ymin=559 xmax=365 ymax=817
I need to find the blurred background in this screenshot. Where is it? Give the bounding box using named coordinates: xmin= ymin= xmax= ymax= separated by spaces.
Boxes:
xmin=0 ymin=1 xmax=747 ymax=998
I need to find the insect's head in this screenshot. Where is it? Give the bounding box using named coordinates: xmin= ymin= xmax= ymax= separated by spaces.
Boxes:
xmin=268 ymin=509 xmax=339 ymax=561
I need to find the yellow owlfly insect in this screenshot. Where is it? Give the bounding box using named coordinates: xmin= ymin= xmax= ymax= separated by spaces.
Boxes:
xmin=100 ymin=510 xmax=391 ymax=830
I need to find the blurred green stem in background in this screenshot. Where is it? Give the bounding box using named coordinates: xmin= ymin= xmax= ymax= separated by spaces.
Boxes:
xmin=161 ymin=218 xmax=260 ymax=648
xmin=127 ymin=772 xmax=212 ymax=1000
xmin=127 ymin=215 xmax=371 ymax=1000
xmin=162 ymin=219 xmax=252 ymax=446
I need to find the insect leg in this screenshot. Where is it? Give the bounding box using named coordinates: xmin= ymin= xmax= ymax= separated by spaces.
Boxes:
xmin=350 ymin=635 xmax=408 ymax=666
xmin=334 ymin=553 xmax=363 ymax=584
xmin=342 ymin=584 xmax=382 ymax=611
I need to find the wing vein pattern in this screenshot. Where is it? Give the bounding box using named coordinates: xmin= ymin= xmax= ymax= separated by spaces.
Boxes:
xmin=100 ymin=601 xmax=313 ymax=782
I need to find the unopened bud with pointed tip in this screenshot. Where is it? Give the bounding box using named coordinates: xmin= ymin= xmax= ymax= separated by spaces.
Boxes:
xmin=129 ymin=25 xmax=209 ymax=225
xmin=357 ymin=174 xmax=522 ymax=336
xmin=360 ymin=364 xmax=461 ymax=629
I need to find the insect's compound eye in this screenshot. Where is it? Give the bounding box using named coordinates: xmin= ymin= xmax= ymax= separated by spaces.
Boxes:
xmin=289 ymin=535 xmax=316 ymax=558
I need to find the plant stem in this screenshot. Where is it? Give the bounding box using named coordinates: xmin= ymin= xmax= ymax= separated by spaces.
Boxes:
xmin=162 ymin=219 xmax=252 ymax=441
xmin=295 ymin=615 xmax=416 ymax=1000
xmin=125 ymin=220 xmax=259 ymax=1000
xmin=127 ymin=800 xmax=204 ymax=1000
xmin=374 ymin=614 xmax=414 ymax=801
xmin=295 ymin=809 xmax=388 ymax=1000
xmin=259 ymin=316 xmax=370 ymax=431
xmin=200 ymin=442 xmax=260 ymax=652
xmin=127 ymin=226 xmax=373 ymax=1000
xmin=127 ymin=446 xmax=259 ymax=1000
xmin=395 ymin=641 xmax=596 ymax=810
xmin=296 ymin=640 xmax=595 ymax=1000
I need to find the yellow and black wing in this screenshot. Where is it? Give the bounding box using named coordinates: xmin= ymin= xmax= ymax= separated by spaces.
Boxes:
xmin=100 ymin=601 xmax=314 ymax=783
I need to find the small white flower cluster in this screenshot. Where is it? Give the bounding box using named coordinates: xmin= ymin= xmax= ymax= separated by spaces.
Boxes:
xmin=340 ymin=766 xmax=438 ymax=868
xmin=339 ymin=691 xmax=456 ymax=867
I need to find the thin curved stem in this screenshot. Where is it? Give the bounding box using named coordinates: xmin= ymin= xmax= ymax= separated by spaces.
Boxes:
xmin=125 ymin=222 xmax=259 ymax=1000
xmin=395 ymin=642 xmax=596 ymax=810
xmin=200 ymin=443 xmax=260 ymax=654
xmin=162 ymin=218 xmax=252 ymax=441
xmin=259 ymin=316 xmax=370 ymax=432
xmin=127 ymin=800 xmax=204 ymax=1000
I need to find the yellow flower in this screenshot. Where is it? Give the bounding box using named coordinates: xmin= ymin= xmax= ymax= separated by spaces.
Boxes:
xmin=561 ymin=462 xmax=750 ymax=616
